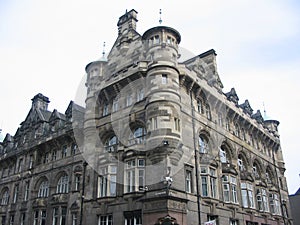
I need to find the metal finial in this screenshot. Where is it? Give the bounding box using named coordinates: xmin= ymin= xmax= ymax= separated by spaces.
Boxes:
xmin=159 ymin=9 xmax=162 ymax=24
xmin=102 ymin=42 xmax=106 ymax=58
xmin=263 ymin=102 xmax=267 ymax=118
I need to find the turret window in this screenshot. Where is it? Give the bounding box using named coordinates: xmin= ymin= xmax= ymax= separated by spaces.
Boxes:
xmin=129 ymin=127 xmax=146 ymax=145
xmin=162 ymin=74 xmax=167 ymax=84
xmin=137 ymin=89 xmax=144 ymax=102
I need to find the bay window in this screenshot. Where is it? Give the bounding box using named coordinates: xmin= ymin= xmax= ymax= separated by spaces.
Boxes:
xmin=241 ymin=182 xmax=254 ymax=208
xmin=257 ymin=188 xmax=269 ymax=212
xmin=97 ymin=165 xmax=117 ymax=197
xmin=125 ymin=159 xmax=145 ymax=193
xmin=200 ymin=167 xmax=217 ymax=198
xmin=222 ymin=175 xmax=238 ymax=203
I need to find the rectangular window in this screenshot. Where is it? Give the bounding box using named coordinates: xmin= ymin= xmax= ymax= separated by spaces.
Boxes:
xmin=52 ymin=208 xmax=58 ymax=225
xmin=269 ymin=193 xmax=280 ymax=215
xmin=72 ymin=213 xmax=77 ymax=225
xmin=112 ymin=98 xmax=118 ymax=112
xmin=61 ymin=207 xmax=67 ymax=225
xmin=13 ymin=184 xmax=19 ymax=203
xmin=174 ymin=118 xmax=180 ymax=131
xmin=98 ymin=215 xmax=113 ymax=225
xmin=33 ymin=211 xmax=39 ymax=225
xmin=18 ymin=158 xmax=23 ymax=172
xmin=61 ymin=146 xmax=67 ymax=158
xmin=52 ymin=151 xmax=57 ymax=161
xmin=24 ymin=181 xmax=30 ymax=201
xmin=219 ymin=148 xmax=227 ymax=163
xmin=185 ymin=170 xmax=192 ymax=193
xmin=1 ymin=216 xmax=6 ymax=225
xmin=231 ymin=176 xmax=238 ymax=203
xmin=9 ymin=215 xmax=14 ymax=225
xmin=126 ymin=94 xmax=133 ymax=107
xmin=218 ymin=114 xmax=223 ymax=126
xmin=223 ymin=175 xmax=238 ymax=203
xmin=40 ymin=210 xmax=46 ymax=225
xmin=125 ymin=159 xmax=145 ymax=193
xmin=102 ymin=104 xmax=109 ymax=116
xmin=230 ymin=219 xmax=238 ymax=225
xmin=257 ymin=188 xmax=269 ymax=212
xmin=98 ymin=166 xmax=117 ymax=197
xmin=124 ymin=211 xmax=141 ymax=225
xmin=241 ymin=182 xmax=254 ymax=208
xmin=210 ymin=169 xmax=217 ymax=198
xmin=43 ymin=153 xmax=49 ymax=164
xmin=71 ymin=144 xmax=77 ymax=155
xmin=137 ymin=89 xmax=144 ymax=102
xmin=162 ymin=74 xmax=167 ymax=84
xmin=29 ymin=155 xmax=34 ymax=169
xmin=75 ymin=175 xmax=81 ymax=191
xmin=20 ymin=213 xmax=25 ymax=225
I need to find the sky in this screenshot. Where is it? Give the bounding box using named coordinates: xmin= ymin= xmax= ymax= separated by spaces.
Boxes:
xmin=0 ymin=0 xmax=299 ymax=194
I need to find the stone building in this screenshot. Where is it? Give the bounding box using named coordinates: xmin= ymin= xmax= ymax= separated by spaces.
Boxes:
xmin=0 ymin=9 xmax=293 ymax=225
xmin=289 ymin=187 xmax=300 ymax=225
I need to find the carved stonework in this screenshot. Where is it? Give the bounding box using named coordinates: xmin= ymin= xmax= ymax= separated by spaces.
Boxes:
xmin=154 ymin=215 xmax=179 ymax=225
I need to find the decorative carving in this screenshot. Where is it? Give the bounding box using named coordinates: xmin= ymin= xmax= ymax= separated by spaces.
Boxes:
xmin=154 ymin=215 xmax=179 ymax=225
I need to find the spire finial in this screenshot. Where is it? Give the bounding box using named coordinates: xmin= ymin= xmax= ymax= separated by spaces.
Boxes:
xmin=159 ymin=9 xmax=162 ymax=24
xmin=263 ymin=102 xmax=267 ymax=118
xmin=102 ymin=42 xmax=106 ymax=58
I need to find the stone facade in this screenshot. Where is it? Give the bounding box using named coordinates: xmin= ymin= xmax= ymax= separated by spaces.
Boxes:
xmin=289 ymin=188 xmax=300 ymax=225
xmin=0 ymin=9 xmax=293 ymax=225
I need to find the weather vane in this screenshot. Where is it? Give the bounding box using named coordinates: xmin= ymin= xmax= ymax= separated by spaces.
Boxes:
xmin=102 ymin=42 xmax=106 ymax=58
xmin=159 ymin=9 xmax=162 ymax=24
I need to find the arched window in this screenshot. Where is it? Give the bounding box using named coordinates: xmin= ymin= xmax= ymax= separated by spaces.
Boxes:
xmin=129 ymin=127 xmax=146 ymax=145
xmin=197 ymin=99 xmax=203 ymax=114
xmin=199 ymin=135 xmax=209 ymax=154
xmin=56 ymin=175 xmax=69 ymax=194
xmin=1 ymin=189 xmax=9 ymax=205
xmin=235 ymin=124 xmax=240 ymax=137
xmin=219 ymin=144 xmax=232 ymax=164
xmin=252 ymin=161 xmax=261 ymax=179
xmin=105 ymin=135 xmax=118 ymax=152
xmin=266 ymin=166 xmax=274 ymax=185
xmin=205 ymin=104 xmax=211 ymax=120
xmin=237 ymin=155 xmax=246 ymax=171
xmin=38 ymin=180 xmax=49 ymax=198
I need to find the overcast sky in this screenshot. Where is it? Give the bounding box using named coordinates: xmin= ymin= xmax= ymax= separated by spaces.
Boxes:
xmin=0 ymin=0 xmax=299 ymax=194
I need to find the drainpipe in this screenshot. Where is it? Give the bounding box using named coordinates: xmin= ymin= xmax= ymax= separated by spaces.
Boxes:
xmin=190 ymin=92 xmax=202 ymax=225
xmin=80 ymin=161 xmax=88 ymax=225
xmin=272 ymin=146 xmax=287 ymax=225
